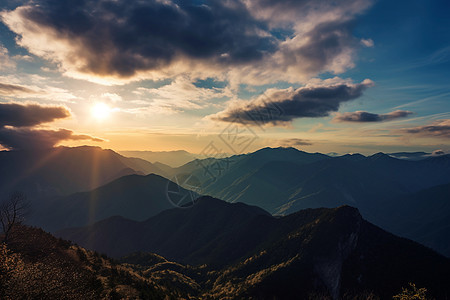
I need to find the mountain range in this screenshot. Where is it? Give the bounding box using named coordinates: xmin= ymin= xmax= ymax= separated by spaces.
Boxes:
xmin=163 ymin=147 xmax=450 ymax=256
xmin=2 ymin=145 xmax=450 ymax=298
xmin=170 ymin=148 xmax=450 ymax=218
xmin=4 ymin=145 xmax=448 ymax=257
xmin=57 ymin=196 xmax=450 ymax=299
xmin=0 ymin=146 xmax=167 ymax=198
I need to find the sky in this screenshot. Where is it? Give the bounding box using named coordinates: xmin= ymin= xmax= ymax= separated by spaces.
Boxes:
xmin=0 ymin=0 xmax=449 ymax=155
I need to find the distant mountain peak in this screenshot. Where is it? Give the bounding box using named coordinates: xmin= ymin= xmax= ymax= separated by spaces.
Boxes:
xmin=255 ymin=146 xmax=304 ymax=153
xmin=369 ymin=152 xmax=394 ymax=160
xmin=338 ymin=153 xmax=366 ymax=161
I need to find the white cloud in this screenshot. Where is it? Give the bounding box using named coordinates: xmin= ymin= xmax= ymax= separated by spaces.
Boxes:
xmin=0 ymin=75 xmax=77 ymax=102
xmin=100 ymin=93 xmax=123 ymax=103
xmin=0 ymin=45 xmax=16 ymax=71
xmin=361 ymin=38 xmax=374 ymax=47
xmin=136 ymin=77 xmax=233 ymax=112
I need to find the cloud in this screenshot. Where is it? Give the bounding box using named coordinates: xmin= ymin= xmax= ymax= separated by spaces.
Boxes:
xmin=333 ymin=110 xmax=413 ymax=122
xmin=209 ymin=79 xmax=374 ymax=126
xmin=0 ymin=45 xmax=15 ymax=70
xmin=0 ymin=102 xmax=103 ymax=150
xmin=243 ymin=0 xmax=372 ymax=29
xmin=132 ymin=77 xmax=232 ymax=113
xmin=0 ymin=102 xmax=71 ymax=127
xmin=400 ymin=119 xmax=450 ymax=138
xmin=0 ymin=82 xmax=37 ymax=96
xmin=431 ymin=149 xmax=446 ymax=156
xmin=0 ymin=77 xmax=77 ymax=102
xmin=100 ymin=93 xmax=122 ymax=103
xmin=0 ymin=127 xmax=103 ymax=150
xmin=12 ymin=54 xmax=33 ymax=62
xmin=279 ymin=138 xmax=312 ymax=147
xmin=360 ymin=38 xmax=374 ymax=47
xmin=1 ymin=0 xmax=372 ymax=85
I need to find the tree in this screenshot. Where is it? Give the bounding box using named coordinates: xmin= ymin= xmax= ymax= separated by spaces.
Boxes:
xmin=393 ymin=283 xmax=430 ymax=300
xmin=0 ymin=192 xmax=28 ymax=243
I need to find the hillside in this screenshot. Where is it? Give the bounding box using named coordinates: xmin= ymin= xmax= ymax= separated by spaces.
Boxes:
xmin=58 ymin=197 xmax=450 ymax=299
xmin=376 ymin=182 xmax=450 ymax=256
xmin=33 ymin=173 xmax=197 ymax=232
xmin=0 ymin=225 xmax=197 ymax=299
xmin=57 ymin=196 xmax=270 ymax=261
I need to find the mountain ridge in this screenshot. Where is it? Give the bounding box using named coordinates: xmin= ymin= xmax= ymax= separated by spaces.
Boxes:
xmin=57 ymin=196 xmax=450 ymax=299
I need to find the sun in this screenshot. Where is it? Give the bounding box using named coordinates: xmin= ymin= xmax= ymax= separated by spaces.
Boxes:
xmin=91 ymin=102 xmax=111 ymax=121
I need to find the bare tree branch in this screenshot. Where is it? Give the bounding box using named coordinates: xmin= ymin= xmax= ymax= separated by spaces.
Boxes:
xmin=0 ymin=192 xmax=29 ymax=243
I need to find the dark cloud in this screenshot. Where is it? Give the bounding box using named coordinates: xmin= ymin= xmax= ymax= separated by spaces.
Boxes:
xmin=0 ymin=102 xmax=102 ymax=150
xmin=333 ymin=110 xmax=413 ymax=122
xmin=211 ymin=79 xmax=374 ymax=126
xmin=5 ymin=0 xmax=275 ymax=78
xmin=280 ymin=138 xmax=312 ymax=146
xmin=279 ymin=20 xmax=356 ymax=75
xmin=1 ymin=0 xmax=372 ymax=83
xmin=0 ymin=127 xmax=103 ymax=150
xmin=401 ymin=120 xmax=450 ymax=138
xmin=0 ymin=102 xmax=70 ymax=127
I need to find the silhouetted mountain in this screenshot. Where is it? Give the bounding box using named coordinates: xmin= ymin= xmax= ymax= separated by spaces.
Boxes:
xmin=5 ymin=146 xmax=450 ymax=260
xmin=376 ymin=182 xmax=450 ymax=257
xmin=189 ymin=152 xmax=401 ymax=216
xmin=119 ymin=150 xmax=198 ymax=167
xmin=57 ymin=196 xmax=270 ymax=262
xmin=171 ymin=149 xmax=450 ymax=216
xmin=0 ymin=146 xmax=167 ymax=199
xmin=171 ymin=147 xmax=330 ymax=201
xmin=358 ymin=152 xmax=450 ymax=192
xmin=57 ymin=197 xmax=450 ymax=299
xmin=33 ymin=174 xmax=197 ymax=232
xmin=423 ymin=154 xmax=450 ymax=167
xmin=336 ymin=153 xmax=366 ymax=161
xmin=140 ymin=148 xmax=450 ymax=257
xmin=152 ymin=161 xmax=176 ymax=175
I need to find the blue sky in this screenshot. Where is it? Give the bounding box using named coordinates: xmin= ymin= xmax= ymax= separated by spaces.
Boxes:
xmin=0 ymin=0 xmax=449 ymax=154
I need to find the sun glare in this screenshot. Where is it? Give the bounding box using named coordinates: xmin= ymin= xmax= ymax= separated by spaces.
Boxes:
xmin=91 ymin=102 xmax=111 ymax=121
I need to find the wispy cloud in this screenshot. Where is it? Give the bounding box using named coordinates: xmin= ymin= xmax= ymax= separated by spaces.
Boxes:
xmin=134 ymin=77 xmax=232 ymax=113
xmin=0 ymin=82 xmax=37 ymax=96
xmin=333 ymin=110 xmax=413 ymax=123
xmin=279 ymin=138 xmax=312 ymax=147
xmin=391 ymin=45 xmax=450 ymax=72
xmin=398 ymin=119 xmax=450 ymax=139
xmin=0 ymin=76 xmax=77 ymax=102
xmin=392 ymin=92 xmax=450 ymax=110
